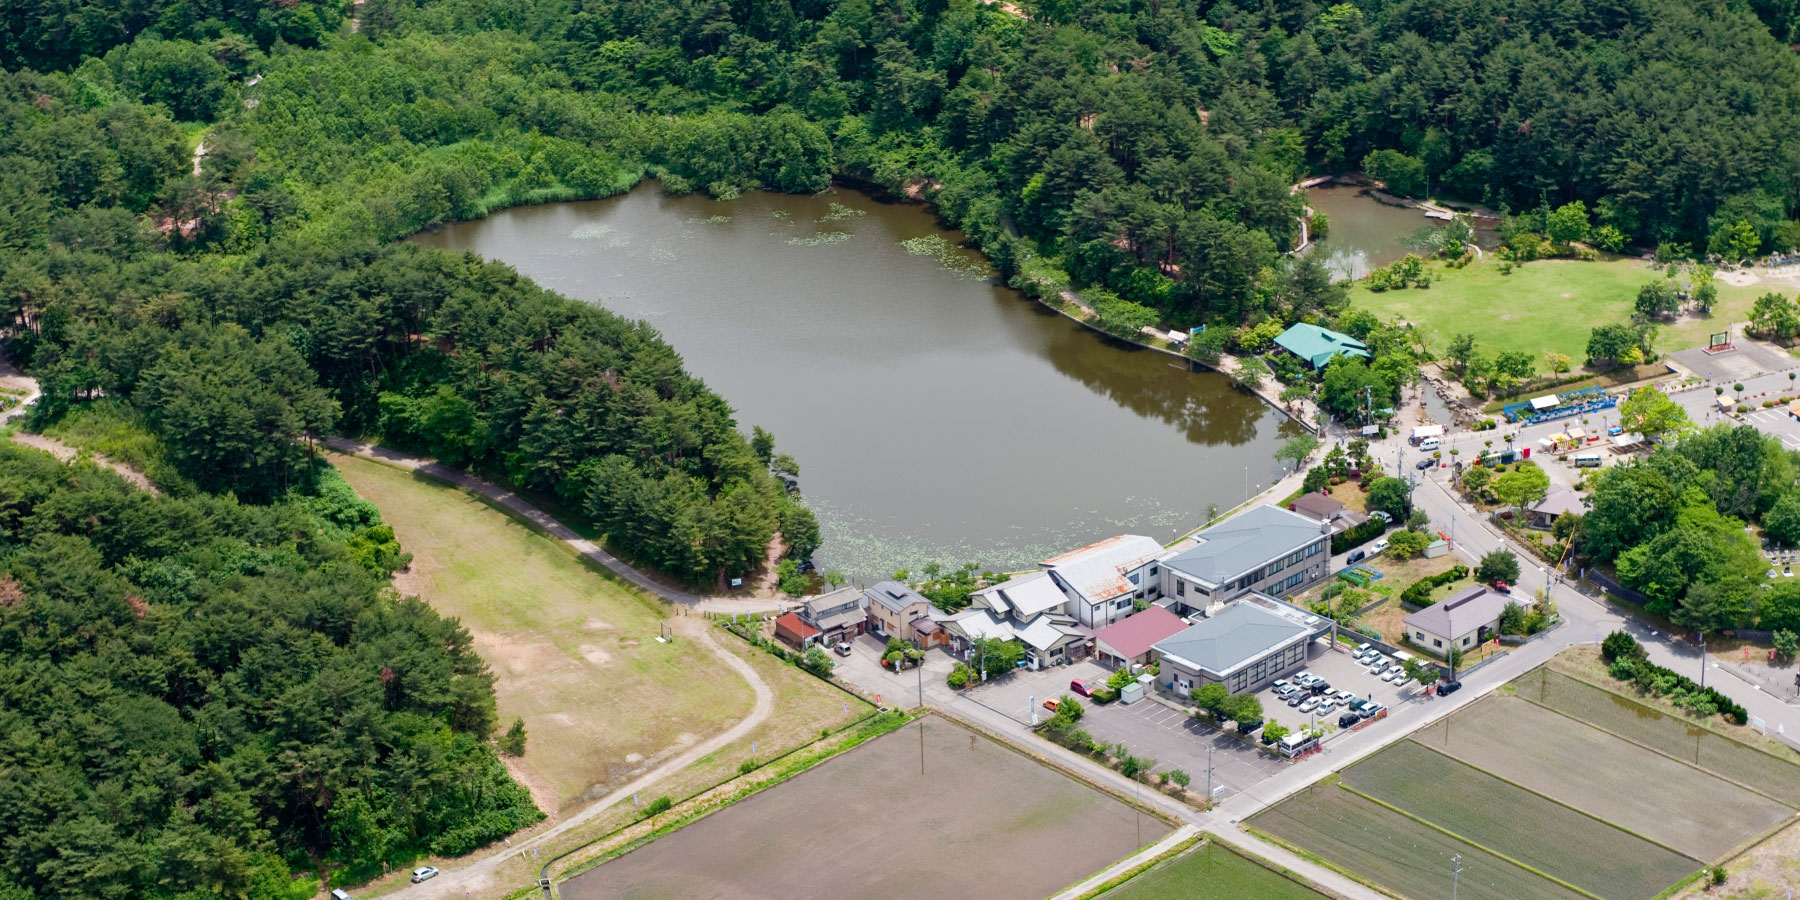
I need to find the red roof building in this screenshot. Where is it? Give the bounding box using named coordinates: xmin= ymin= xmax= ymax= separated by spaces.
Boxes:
xmin=1093 ymin=605 xmax=1188 ymax=668
xmin=774 ymin=612 xmax=821 ymax=649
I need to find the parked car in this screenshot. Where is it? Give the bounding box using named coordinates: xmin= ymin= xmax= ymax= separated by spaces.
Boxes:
xmin=411 ymin=867 xmax=439 ymax=884
xmin=1371 ymin=510 xmax=1393 ymax=524
xmin=1415 ymin=457 xmax=1434 ymax=470
xmin=1354 ymin=642 xmax=1372 ymax=655
xmin=1493 ymin=581 xmax=1511 ymax=593
xmin=1309 ymin=681 xmax=1332 ymax=695
xmin=1275 ymin=684 xmax=1302 ymax=699
xmin=1298 ymin=696 xmax=1322 ymax=713
xmin=1382 ymin=670 xmax=1403 ymax=684
xmin=1335 ymin=688 xmax=1359 ymax=701
xmin=833 ymin=641 xmax=854 ymax=657
xmin=1438 ymin=680 xmax=1463 ymax=696
xmin=1287 ymin=692 xmax=1307 ymax=707
xmin=1346 ymin=549 xmax=1367 ymax=564
xmin=1294 ymin=672 xmax=1321 ymax=686
xmin=1317 ymin=697 xmax=1340 ymax=712
xmin=1338 ymin=711 xmax=1364 ymax=727
xmin=1365 ymin=656 xmax=1388 ymax=671
xmin=1271 ymin=678 xmax=1291 ymax=691
xmin=1370 ymin=538 xmax=1390 ymax=555
xmin=1069 ymin=678 xmax=1093 ymax=697
xmin=1043 ymin=697 xmax=1061 ymax=711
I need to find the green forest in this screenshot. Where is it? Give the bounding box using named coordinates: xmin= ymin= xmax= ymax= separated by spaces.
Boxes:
xmin=7 ymin=0 xmax=1800 ymax=894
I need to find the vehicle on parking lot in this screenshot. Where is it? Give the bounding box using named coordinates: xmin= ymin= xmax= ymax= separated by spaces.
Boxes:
xmin=1272 ymin=678 xmax=1291 ymax=690
xmin=1354 ymin=642 xmax=1371 ymax=655
xmin=1069 ymin=679 xmax=1092 ymax=697
xmin=1346 ymin=549 xmax=1367 ymax=564
xmin=1287 ymin=692 xmax=1307 ymax=707
xmin=1317 ymin=697 xmax=1340 ymax=712
xmin=411 ymin=867 xmax=439 ymax=884
xmin=1298 ymin=696 xmax=1322 ymax=713
xmin=1365 ymin=657 xmax=1388 ymax=671
xmin=1294 ymin=671 xmax=1320 ymax=685
xmin=1371 ymin=510 xmax=1393 ymax=525
xmin=1438 ymin=680 xmax=1463 ymax=696
xmin=1043 ymin=697 xmax=1061 ymax=711
xmin=1336 ymin=688 xmax=1358 ymax=701
xmin=1382 ymin=670 xmax=1402 ymax=683
xmin=833 ymin=641 xmax=854 ymax=657
xmin=1309 ymin=681 xmax=1332 ymax=695
xmin=1493 ymin=581 xmax=1510 ymax=593
xmin=1338 ymin=711 xmax=1364 ymax=727
xmin=1275 ymin=684 xmax=1302 ymax=699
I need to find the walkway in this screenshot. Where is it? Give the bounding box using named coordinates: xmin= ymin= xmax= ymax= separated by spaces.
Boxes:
xmin=10 ymin=432 xmax=160 ymax=494
xmin=391 ymin=622 xmax=774 ymax=900
xmin=324 ymin=437 xmax=709 ymax=605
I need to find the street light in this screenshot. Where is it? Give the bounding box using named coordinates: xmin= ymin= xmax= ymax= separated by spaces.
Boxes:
xmin=1451 ymin=853 xmax=1463 ymax=900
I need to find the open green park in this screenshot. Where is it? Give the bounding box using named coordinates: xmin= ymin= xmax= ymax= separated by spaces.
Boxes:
xmin=1352 ymin=254 xmax=1768 ymax=361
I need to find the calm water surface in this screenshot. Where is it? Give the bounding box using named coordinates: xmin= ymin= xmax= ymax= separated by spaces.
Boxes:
xmin=416 ymin=184 xmax=1303 ymax=575
xmin=1308 ymin=185 xmax=1498 ymax=281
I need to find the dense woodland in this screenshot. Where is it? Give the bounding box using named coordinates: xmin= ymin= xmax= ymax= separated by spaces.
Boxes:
xmin=7 ymin=0 xmax=1800 ymax=894
xmin=0 ymin=447 xmax=540 ymax=897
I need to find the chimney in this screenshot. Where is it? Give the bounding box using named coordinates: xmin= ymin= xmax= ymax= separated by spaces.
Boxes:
xmin=1320 ymin=518 xmax=1331 ymax=534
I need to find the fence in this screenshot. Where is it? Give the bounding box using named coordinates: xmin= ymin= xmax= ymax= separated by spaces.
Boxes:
xmin=1582 ymin=567 xmax=1653 ymax=609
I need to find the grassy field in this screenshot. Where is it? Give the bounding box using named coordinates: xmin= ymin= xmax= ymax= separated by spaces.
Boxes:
xmin=1352 ymin=254 xmax=1764 ymax=360
xmin=1413 ymin=695 xmax=1793 ymax=860
xmin=1345 ymin=741 xmax=1701 ymax=900
xmin=563 ymin=717 xmax=1169 ymax=900
xmin=1096 ymin=841 xmax=1325 ymax=900
xmin=1252 ymin=783 xmax=1590 ymax=900
xmin=330 ymin=452 xmax=754 ymax=811
xmin=1515 ymin=668 xmax=1800 ymax=807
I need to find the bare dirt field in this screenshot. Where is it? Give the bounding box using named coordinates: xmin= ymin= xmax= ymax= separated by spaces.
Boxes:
xmin=1412 ymin=695 xmax=1794 ymax=861
xmin=561 ymin=717 xmax=1169 ymax=900
xmin=331 ymin=452 xmax=753 ymax=811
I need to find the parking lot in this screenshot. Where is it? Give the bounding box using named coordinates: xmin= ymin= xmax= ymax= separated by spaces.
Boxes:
xmin=964 ymin=658 xmax=1113 ymax=725
xmin=1254 ymin=644 xmax=1417 ymax=736
xmin=1075 ymin=693 xmax=1289 ymax=801
xmin=1740 ymin=405 xmax=1800 ymax=452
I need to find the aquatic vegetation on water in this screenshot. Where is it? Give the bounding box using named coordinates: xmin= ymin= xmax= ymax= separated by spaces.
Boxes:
xmin=900 ymin=234 xmax=992 ymax=279
xmin=787 ymin=231 xmax=852 ymax=246
xmin=817 ymin=202 xmax=866 ymax=223
xmin=571 ymin=225 xmax=615 ymax=240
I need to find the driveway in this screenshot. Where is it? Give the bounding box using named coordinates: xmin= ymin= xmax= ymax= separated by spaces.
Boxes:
xmin=830 ymin=632 xmax=955 ymax=710
xmin=964 ymin=660 xmax=1112 ymax=725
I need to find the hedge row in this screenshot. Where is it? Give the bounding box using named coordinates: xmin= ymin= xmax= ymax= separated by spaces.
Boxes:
xmin=1331 ymin=518 xmax=1388 ymax=555
xmin=1400 ymin=566 xmax=1470 ymax=607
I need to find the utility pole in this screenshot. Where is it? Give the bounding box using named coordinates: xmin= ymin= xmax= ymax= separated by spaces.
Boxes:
xmin=1205 ymin=746 xmax=1215 ymax=801
xmin=919 ymin=718 xmax=925 ymax=776
xmin=1451 ymin=854 xmax=1462 ymax=900
xmin=1700 ymin=631 xmax=1708 ymax=690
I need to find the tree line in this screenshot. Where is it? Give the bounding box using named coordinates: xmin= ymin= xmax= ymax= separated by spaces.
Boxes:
xmin=0 ymin=445 xmax=541 ymax=899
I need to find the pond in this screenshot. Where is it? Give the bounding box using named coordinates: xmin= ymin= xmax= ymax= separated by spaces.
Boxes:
xmin=1307 ymin=185 xmax=1497 ymax=281
xmin=414 ymin=183 xmax=1305 ymax=576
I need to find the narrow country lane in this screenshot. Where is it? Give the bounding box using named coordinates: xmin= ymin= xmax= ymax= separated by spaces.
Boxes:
xmin=394 ymin=622 xmax=775 ymax=900
xmin=323 ymin=438 xmax=711 ymax=606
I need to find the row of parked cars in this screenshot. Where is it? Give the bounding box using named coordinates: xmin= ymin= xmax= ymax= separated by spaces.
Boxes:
xmin=1272 ymin=672 xmax=1362 ymax=717
xmin=1353 ymin=644 xmax=1414 ymax=686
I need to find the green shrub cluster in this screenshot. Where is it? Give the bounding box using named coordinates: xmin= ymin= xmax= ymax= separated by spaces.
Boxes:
xmin=1602 ymin=632 xmax=1748 ymax=724
xmin=1400 ymin=566 xmax=1470 ymax=607
xmin=1331 ymin=518 xmax=1388 ymax=555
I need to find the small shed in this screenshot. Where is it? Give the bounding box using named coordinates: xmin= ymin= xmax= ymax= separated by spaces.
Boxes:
xmin=1423 ymin=539 xmax=1449 ymax=558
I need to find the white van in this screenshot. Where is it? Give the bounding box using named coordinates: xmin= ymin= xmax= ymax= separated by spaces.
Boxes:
xmin=1419 ymin=436 xmax=1441 ymax=452
xmin=1574 ymin=453 xmax=1603 ymax=468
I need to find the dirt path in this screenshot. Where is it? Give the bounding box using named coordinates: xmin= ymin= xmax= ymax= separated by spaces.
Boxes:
xmin=401 ymin=619 xmax=775 ymax=900
xmin=0 ymin=349 xmax=39 ymax=424
xmin=9 ymin=433 xmax=161 ymax=494
xmin=324 ymin=437 xmax=709 ymax=605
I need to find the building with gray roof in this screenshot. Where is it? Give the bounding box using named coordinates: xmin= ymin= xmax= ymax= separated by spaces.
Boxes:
xmin=1160 ymin=504 xmax=1332 ymax=613
xmin=1403 ymin=585 xmax=1512 ymax=656
xmin=1152 ymin=594 xmax=1334 ymax=695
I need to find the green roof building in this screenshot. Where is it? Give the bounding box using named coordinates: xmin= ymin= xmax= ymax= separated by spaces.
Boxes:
xmin=1273 ymin=323 xmax=1370 ymax=369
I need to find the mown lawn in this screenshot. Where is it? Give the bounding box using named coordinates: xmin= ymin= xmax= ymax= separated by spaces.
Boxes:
xmin=1098 ymin=841 xmax=1325 ymax=900
xmin=330 ymin=452 xmax=754 ymax=811
xmin=1352 ymin=255 xmax=1764 ymax=360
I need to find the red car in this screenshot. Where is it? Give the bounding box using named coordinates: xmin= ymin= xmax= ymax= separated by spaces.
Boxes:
xmin=1069 ymin=678 xmax=1093 ymax=697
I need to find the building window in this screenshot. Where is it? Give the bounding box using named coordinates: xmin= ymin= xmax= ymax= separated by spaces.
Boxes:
xmin=1307 ymin=542 xmax=1320 ymax=557
xmin=1462 ymin=637 xmax=1471 ymax=646
xmin=1415 ymin=631 xmax=1425 ymax=642
xmin=1177 ymin=581 xmax=1186 ymax=596
xmin=1149 ymin=566 xmax=1159 ymax=577
xmin=1433 ymin=638 xmax=1443 ymax=648
xmin=1128 ymin=572 xmax=1140 ymax=585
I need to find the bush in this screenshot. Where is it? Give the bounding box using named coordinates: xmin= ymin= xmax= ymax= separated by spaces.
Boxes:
xmin=1090 ymin=687 xmax=1118 ymax=704
xmin=1355 ymin=623 xmax=1381 ymax=639
xmin=1773 ymin=629 xmax=1798 ymax=661
xmin=738 ymin=757 xmax=758 ymax=774
xmin=1331 ymin=517 xmax=1388 ymax=555
xmin=1601 ymin=630 xmax=1644 ymax=663
xmin=1400 ymin=566 xmax=1469 ymax=607
xmin=645 ymin=796 xmax=673 ymax=816
xmin=946 ymin=663 xmax=974 ymax=689
xmin=498 ymin=717 xmax=528 ymax=756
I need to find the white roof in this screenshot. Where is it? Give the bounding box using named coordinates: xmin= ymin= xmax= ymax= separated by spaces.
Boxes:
xmin=1016 ymin=616 xmax=1084 ymax=653
xmin=1041 ymin=535 xmax=1165 ymax=604
xmin=1530 ymin=395 xmax=1560 ymax=410
xmin=1611 ymin=432 xmax=1645 ymax=447
xmin=975 ymin=571 xmax=1071 ymax=619
xmin=944 ymin=609 xmax=1014 ymax=642
xmin=1410 ymin=425 xmax=1444 ymax=439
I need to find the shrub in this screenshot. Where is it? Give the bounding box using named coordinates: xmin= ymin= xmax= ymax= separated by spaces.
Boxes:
xmin=1331 ymin=517 xmax=1387 ymax=554
xmin=1091 ymin=687 xmax=1118 ymax=704
xmin=498 ymin=717 xmax=528 ymax=756
xmin=946 ymin=663 xmax=974 ymax=689
xmin=1355 ymin=623 xmax=1381 ymax=639
xmin=1774 ymin=629 xmax=1798 ymax=661
xmin=645 ymin=796 xmax=673 ymax=816
xmin=739 ymin=758 xmax=758 ymax=774
xmin=1601 ymin=630 xmax=1644 ymax=663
